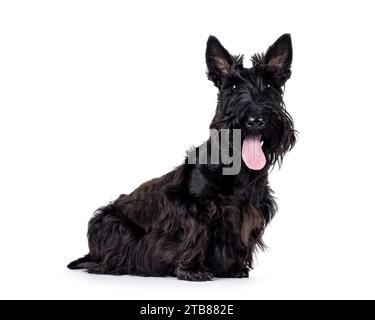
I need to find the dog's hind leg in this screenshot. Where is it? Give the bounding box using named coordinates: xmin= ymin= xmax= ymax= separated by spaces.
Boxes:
xmin=84 ymin=204 xmax=146 ymax=275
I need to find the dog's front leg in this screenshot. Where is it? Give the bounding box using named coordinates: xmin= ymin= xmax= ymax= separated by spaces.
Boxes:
xmin=175 ymin=217 xmax=213 ymax=281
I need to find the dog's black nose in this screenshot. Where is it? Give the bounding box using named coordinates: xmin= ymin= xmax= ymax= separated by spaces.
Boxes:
xmin=247 ymin=117 xmax=265 ymax=129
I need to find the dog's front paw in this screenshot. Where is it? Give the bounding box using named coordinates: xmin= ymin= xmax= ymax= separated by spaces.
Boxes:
xmin=229 ymin=268 xmax=249 ymax=278
xmin=215 ymin=267 xmax=249 ymax=278
xmin=176 ymin=267 xmax=214 ymax=281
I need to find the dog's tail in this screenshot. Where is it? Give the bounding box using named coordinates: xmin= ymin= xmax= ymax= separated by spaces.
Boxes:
xmin=67 ymin=254 xmax=92 ymax=270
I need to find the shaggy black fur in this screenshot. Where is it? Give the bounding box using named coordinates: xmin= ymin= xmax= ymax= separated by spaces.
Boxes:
xmin=68 ymin=34 xmax=296 ymax=281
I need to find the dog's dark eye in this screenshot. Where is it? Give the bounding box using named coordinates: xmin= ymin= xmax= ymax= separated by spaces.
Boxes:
xmin=232 ymin=84 xmax=237 ymax=90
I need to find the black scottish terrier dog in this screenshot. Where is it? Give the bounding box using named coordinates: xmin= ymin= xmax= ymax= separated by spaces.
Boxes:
xmin=68 ymin=34 xmax=296 ymax=281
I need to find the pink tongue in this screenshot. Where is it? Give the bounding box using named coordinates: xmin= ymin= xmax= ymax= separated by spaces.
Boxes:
xmin=242 ymin=135 xmax=266 ymax=170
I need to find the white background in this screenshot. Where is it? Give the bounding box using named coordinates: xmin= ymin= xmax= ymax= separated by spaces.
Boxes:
xmin=1 ymin=0 xmax=374 ymax=300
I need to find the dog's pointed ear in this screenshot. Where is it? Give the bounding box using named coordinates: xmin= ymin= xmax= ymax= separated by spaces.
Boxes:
xmin=264 ymin=34 xmax=293 ymax=86
xmin=206 ymin=35 xmax=233 ymax=87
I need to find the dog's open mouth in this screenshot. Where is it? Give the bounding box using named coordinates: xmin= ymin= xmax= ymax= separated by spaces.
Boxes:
xmin=242 ymin=135 xmax=266 ymax=170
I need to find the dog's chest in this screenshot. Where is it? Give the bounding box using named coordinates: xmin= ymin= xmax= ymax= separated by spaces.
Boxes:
xmin=208 ymin=200 xmax=264 ymax=245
